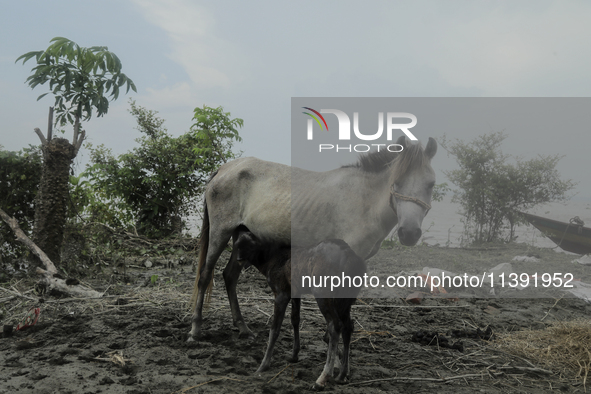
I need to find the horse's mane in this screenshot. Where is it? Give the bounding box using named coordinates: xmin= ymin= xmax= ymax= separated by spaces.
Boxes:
xmin=391 ymin=143 xmax=430 ymax=181
xmin=345 ymin=142 xmax=429 ymax=179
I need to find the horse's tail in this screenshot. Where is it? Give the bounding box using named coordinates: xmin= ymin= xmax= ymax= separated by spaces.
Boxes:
xmin=190 ymin=201 xmax=213 ymax=311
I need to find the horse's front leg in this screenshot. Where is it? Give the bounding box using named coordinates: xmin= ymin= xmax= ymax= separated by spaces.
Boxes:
xmin=223 ymin=251 xmax=253 ymax=338
xmin=313 ymin=299 xmax=341 ymax=391
xmin=314 ymin=319 xmax=340 ymax=391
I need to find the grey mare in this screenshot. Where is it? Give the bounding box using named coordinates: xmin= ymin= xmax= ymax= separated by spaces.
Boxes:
xmin=189 ymin=136 xmax=437 ymax=340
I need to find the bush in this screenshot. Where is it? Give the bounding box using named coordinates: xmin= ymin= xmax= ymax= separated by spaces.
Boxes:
xmin=442 ymin=132 xmax=575 ymax=243
xmin=74 ymin=101 xmax=243 ymax=237
xmin=0 ymin=146 xmax=42 ymax=261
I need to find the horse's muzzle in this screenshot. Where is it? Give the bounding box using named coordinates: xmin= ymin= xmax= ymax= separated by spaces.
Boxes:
xmin=398 ymin=227 xmax=422 ymax=246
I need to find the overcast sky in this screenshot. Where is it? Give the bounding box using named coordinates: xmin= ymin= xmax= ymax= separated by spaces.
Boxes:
xmin=2 ymin=1 xmax=591 ymax=199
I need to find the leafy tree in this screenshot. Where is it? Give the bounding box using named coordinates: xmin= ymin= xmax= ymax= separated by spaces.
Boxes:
xmin=78 ymin=102 xmax=243 ymax=237
xmin=191 ymin=105 xmax=243 ymax=169
xmin=17 ymin=37 xmax=136 ymax=148
xmin=16 ymin=37 xmax=136 ymax=266
xmin=68 ymin=145 xmax=136 ymax=230
xmin=0 ymin=146 xmax=42 ymax=263
xmin=442 ymin=132 xmax=575 ymax=243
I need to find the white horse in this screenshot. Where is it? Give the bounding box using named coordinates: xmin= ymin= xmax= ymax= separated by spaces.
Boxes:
xmin=189 ymin=136 xmax=437 ymax=340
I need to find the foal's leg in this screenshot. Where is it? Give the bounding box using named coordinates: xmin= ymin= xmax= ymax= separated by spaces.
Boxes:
xmin=288 ymin=298 xmax=301 ymax=363
xmin=321 ymin=316 xmax=342 ymax=370
xmin=256 ymin=291 xmax=291 ymax=373
xmin=223 ymin=250 xmax=253 ymax=338
xmin=313 ymin=299 xmax=341 ymax=391
xmin=188 ymin=233 xmax=231 ymax=341
xmin=336 ymin=303 xmax=354 ymax=383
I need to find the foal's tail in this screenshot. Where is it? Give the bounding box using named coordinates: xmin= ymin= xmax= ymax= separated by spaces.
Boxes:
xmin=189 ymin=202 xmax=213 ymax=311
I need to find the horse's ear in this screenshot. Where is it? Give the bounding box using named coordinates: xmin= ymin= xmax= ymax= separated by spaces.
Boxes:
xmin=396 ymin=135 xmax=407 ymax=150
xmin=425 ymin=137 xmax=437 ymax=159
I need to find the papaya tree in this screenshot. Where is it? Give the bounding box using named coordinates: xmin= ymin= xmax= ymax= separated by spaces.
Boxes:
xmin=16 ymin=37 xmax=136 ymax=267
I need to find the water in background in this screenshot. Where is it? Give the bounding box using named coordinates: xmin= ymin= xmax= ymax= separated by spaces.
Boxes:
xmin=420 ymin=198 xmax=591 ymax=252
xmin=185 ymin=198 xmax=591 ymax=253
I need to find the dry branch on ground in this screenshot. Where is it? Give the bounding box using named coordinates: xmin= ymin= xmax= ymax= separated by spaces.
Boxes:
xmin=0 ymin=208 xmax=102 ymax=299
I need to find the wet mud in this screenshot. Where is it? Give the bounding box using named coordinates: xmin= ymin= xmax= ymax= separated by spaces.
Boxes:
xmin=2 ymin=243 xmax=591 ymax=393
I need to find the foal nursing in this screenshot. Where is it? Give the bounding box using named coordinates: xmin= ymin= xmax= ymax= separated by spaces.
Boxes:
xmin=234 ymin=231 xmax=366 ymax=390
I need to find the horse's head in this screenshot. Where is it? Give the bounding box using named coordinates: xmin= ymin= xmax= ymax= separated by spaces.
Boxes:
xmin=390 ymin=136 xmax=437 ymax=246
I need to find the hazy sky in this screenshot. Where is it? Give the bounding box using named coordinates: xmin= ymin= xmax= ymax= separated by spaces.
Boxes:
xmin=2 ymin=1 xmax=591 ymax=199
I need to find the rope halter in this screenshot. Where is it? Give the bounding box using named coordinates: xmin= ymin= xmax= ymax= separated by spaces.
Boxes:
xmin=389 ymin=184 xmax=431 ymax=215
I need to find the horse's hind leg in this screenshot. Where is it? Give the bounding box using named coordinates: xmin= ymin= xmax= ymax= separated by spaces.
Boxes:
xmin=288 ymin=298 xmax=301 ymax=363
xmin=188 ymin=232 xmax=232 ymax=341
xmin=223 ymin=250 xmax=253 ymax=338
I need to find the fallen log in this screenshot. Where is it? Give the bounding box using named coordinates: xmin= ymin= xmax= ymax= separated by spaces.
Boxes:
xmin=0 ymin=208 xmax=102 ymax=299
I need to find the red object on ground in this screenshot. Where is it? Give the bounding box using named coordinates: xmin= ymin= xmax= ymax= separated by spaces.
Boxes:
xmin=16 ymin=307 xmax=40 ymax=331
xmin=418 ymin=274 xmax=447 ymax=294
xmin=406 ymin=291 xmax=424 ymax=304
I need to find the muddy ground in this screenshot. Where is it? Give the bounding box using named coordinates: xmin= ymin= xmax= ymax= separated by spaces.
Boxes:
xmin=2 ymin=242 xmax=591 ymax=394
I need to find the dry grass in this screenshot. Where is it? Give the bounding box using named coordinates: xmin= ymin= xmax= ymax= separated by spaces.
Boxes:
xmin=495 ymin=319 xmax=591 ymax=386
xmin=0 ymin=277 xmax=194 ymax=330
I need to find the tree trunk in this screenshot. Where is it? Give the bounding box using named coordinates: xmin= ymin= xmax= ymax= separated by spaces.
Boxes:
xmin=31 ymin=137 xmax=76 ymax=268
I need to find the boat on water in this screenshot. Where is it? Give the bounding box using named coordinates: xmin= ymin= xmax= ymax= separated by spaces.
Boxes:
xmin=519 ymin=211 xmax=591 ymax=255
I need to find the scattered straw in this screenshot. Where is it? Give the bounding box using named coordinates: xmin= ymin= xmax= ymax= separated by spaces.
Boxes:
xmin=93 ymin=350 xmax=131 ymax=366
xmin=267 ymin=363 xmax=291 ymax=384
xmin=172 ymin=377 xmax=246 ymax=393
xmin=495 ymin=319 xmax=591 ymax=388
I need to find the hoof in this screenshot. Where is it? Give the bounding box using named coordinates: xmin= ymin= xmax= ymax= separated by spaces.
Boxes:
xmin=236 ymin=323 xmax=255 ymax=339
xmin=312 ymin=382 xmax=325 ymax=391
xmin=187 ymin=325 xmax=202 ymax=341
xmin=238 ymin=330 xmax=255 ymax=339
xmin=255 ymin=366 xmax=268 ymax=374
xmin=235 ymin=320 xmax=254 ymax=339
xmin=286 ymin=356 xmax=299 ymax=363
xmin=187 ymin=332 xmax=200 ymax=342
xmin=335 ymin=376 xmax=348 ymax=385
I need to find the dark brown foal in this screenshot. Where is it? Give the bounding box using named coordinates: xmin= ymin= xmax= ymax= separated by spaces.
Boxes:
xmin=234 ymin=231 xmax=366 ymax=390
